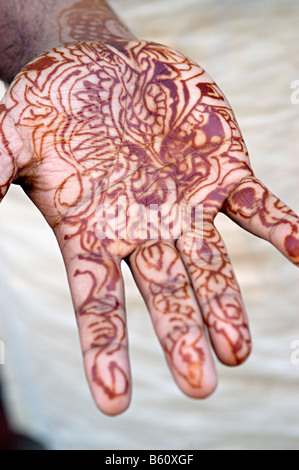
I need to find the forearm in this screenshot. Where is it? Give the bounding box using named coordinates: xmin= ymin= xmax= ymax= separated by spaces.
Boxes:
xmin=0 ymin=0 xmax=135 ymax=84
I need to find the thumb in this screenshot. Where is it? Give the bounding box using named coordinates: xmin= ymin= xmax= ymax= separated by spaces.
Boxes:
xmin=0 ymin=103 xmax=17 ymax=202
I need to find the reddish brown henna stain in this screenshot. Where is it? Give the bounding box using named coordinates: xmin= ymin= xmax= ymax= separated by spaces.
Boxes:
xmin=7 ymin=41 xmax=248 ymax=392
xmin=2 ymin=37 xmax=281 ymax=399
xmin=285 ymin=234 xmax=299 ymax=261
xmin=231 ymin=186 xmax=256 ymax=210
xmin=23 ymin=55 xmax=60 ymax=73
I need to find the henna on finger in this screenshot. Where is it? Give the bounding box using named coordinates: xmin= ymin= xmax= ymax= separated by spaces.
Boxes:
xmin=1 ymin=37 xmax=298 ymax=412
xmin=177 ymin=223 xmax=251 ymax=365
xmin=223 ymin=176 xmax=299 ymax=266
xmin=129 ymin=240 xmax=217 ymax=397
xmin=0 ymin=40 xmax=272 ymax=405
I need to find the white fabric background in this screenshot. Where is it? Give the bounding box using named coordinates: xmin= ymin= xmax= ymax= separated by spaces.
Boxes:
xmin=0 ymin=0 xmax=298 ymax=450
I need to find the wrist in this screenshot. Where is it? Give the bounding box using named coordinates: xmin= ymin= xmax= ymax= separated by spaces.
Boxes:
xmin=58 ymin=0 xmax=135 ymax=45
xmin=0 ymin=0 xmax=135 ymax=84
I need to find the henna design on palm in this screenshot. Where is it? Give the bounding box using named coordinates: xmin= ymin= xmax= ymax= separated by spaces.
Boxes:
xmin=0 ymin=39 xmax=298 ymax=414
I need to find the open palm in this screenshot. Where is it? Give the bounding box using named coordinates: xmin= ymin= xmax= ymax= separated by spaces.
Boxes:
xmin=1 ymin=40 xmax=298 ymax=415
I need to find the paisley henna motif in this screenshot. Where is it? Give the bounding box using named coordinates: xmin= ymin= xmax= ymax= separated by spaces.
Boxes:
xmin=1 ymin=37 xmax=298 ymax=413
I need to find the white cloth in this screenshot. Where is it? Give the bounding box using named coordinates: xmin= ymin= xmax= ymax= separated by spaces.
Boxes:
xmin=0 ymin=0 xmax=298 ymax=450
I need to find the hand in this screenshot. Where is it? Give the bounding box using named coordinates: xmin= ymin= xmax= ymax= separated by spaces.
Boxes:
xmin=1 ymin=40 xmax=298 ymax=415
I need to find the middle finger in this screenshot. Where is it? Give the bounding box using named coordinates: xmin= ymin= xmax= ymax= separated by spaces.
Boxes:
xmin=128 ymin=240 xmax=217 ymax=399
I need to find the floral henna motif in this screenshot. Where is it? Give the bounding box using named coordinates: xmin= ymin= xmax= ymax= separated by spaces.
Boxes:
xmin=1 ymin=38 xmax=298 ymax=411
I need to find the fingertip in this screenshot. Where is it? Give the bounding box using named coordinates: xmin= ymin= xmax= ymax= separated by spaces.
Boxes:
xmin=177 ymin=363 xmax=218 ymax=400
xmin=84 ymin=349 xmax=132 ymax=416
xmin=284 ymin=234 xmax=299 ymax=266
xmin=169 ymin=345 xmax=218 ymax=400
xmin=88 ymin=365 xmax=132 ymax=416
xmin=92 ymin=389 xmax=132 ymax=416
xmin=211 ymin=334 xmax=252 ymax=367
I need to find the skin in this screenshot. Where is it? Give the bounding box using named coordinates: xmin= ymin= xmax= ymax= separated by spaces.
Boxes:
xmin=0 ymin=0 xmax=298 ymax=416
